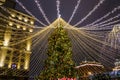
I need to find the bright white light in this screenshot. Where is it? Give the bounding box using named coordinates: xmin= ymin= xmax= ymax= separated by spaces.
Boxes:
xmin=24 ymin=66 xmax=28 ymax=70
xmin=58 ymin=14 xmax=61 ymax=18
xmin=29 ymin=29 xmax=33 ymax=32
xmin=30 ymin=21 xmax=34 ymax=25
xmin=88 ymin=72 xmax=92 ymax=75
xmin=24 ymin=18 xmax=28 ymax=22
xmin=23 ymin=27 xmax=26 ymax=30
xmin=11 ymin=13 xmax=16 ymax=17
xmin=9 ymin=22 xmax=13 ymax=26
xmin=18 ymin=15 xmax=22 ymax=20
xmin=34 ymin=0 xmax=50 ymax=24
xmin=56 ymin=0 xmax=61 ymax=18
xmin=17 ymin=25 xmax=20 ymax=28
xmin=3 ymin=41 xmax=8 ymax=46
xmin=85 ymin=6 xmax=120 ymax=27
xmin=0 ymin=63 xmax=3 ymax=67
xmin=68 ymin=0 xmax=81 ymax=24
xmin=74 ymin=0 xmax=105 ymax=26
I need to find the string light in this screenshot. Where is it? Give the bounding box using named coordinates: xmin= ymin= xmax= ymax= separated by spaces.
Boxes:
xmin=15 ymin=0 xmax=47 ymax=26
xmin=24 ymin=17 xmax=28 ymax=22
xmin=67 ymin=0 xmax=81 ymax=24
xmin=85 ymin=6 xmax=120 ymax=27
xmin=67 ymin=27 xmax=116 ymax=67
xmin=92 ymin=14 xmax=120 ymax=27
xmin=34 ymin=0 xmax=50 ymax=24
xmin=98 ymin=19 xmax=120 ymax=28
xmin=56 ymin=0 xmax=61 ymax=18
xmin=0 ymin=0 xmax=120 ymax=78
xmin=74 ymin=0 xmax=105 ymax=26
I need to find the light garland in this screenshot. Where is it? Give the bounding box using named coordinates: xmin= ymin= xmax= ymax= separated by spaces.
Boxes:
xmin=98 ymin=19 xmax=120 ymax=28
xmin=67 ymin=27 xmax=118 ymax=64
xmin=85 ymin=6 xmax=120 ymax=27
xmin=75 ymin=63 xmax=104 ymax=68
xmin=91 ymin=14 xmax=120 ymax=28
xmin=1 ymin=0 xmax=120 ymax=78
xmin=68 ymin=0 xmax=81 ymax=24
xmin=56 ymin=0 xmax=61 ymax=18
xmin=15 ymin=0 xmax=47 ymax=26
xmin=34 ymin=0 xmax=50 ymax=24
xmin=74 ymin=0 xmax=105 ymax=26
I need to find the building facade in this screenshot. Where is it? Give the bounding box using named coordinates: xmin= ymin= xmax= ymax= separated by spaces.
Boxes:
xmin=0 ymin=0 xmax=34 ymax=79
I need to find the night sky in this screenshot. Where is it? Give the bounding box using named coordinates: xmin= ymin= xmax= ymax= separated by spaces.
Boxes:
xmin=15 ymin=0 xmax=120 ymax=27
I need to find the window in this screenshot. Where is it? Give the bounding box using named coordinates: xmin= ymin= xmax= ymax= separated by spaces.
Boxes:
xmin=20 ymin=65 xmax=24 ymax=69
xmin=21 ymin=59 xmax=24 ymax=62
xmin=4 ymin=63 xmax=8 ymax=68
xmin=5 ymin=56 xmax=10 ymax=60
xmin=12 ymin=57 xmax=18 ymax=62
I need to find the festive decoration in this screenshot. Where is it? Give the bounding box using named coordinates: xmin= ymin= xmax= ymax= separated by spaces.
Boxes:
xmin=74 ymin=0 xmax=105 ymax=26
xmin=39 ymin=18 xmax=76 ymax=79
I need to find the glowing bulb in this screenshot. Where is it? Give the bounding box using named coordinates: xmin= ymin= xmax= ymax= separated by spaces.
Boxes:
xmin=0 ymin=63 xmax=3 ymax=67
xmin=58 ymin=14 xmax=61 ymax=18
xmin=30 ymin=21 xmax=34 ymax=25
xmin=17 ymin=25 xmax=20 ymax=28
xmin=26 ymin=46 xmax=30 ymax=51
xmin=11 ymin=13 xmax=15 ymax=17
xmin=17 ymin=66 xmax=20 ymax=69
xmin=88 ymin=72 xmax=92 ymax=75
xmin=23 ymin=27 xmax=26 ymax=30
xmin=9 ymin=22 xmax=13 ymax=26
xmin=24 ymin=18 xmax=28 ymax=22
xmin=29 ymin=29 xmax=33 ymax=32
xmin=24 ymin=66 xmax=28 ymax=70
xmin=8 ymin=64 xmax=11 ymax=68
xmin=3 ymin=41 xmax=8 ymax=47
xmin=18 ymin=15 xmax=22 ymax=20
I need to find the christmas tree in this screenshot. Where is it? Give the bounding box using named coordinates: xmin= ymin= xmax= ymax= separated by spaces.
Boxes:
xmin=39 ymin=18 xmax=76 ymax=80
